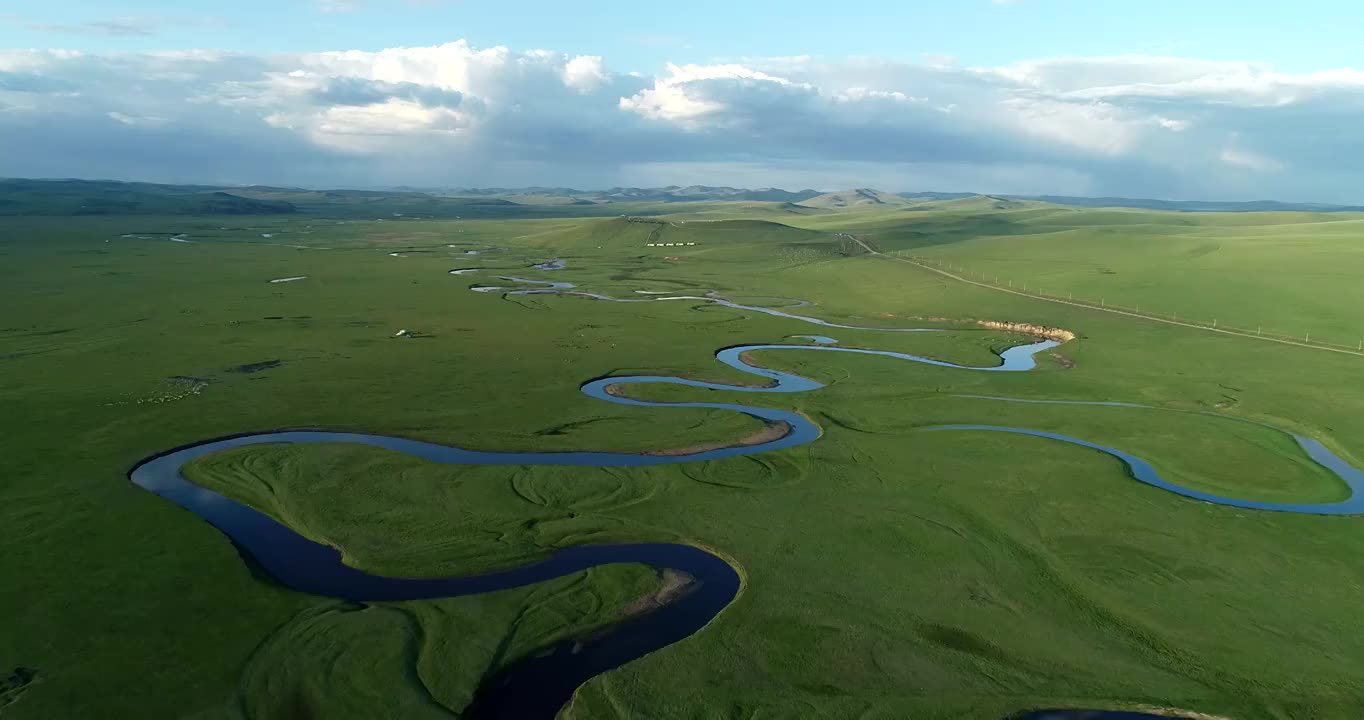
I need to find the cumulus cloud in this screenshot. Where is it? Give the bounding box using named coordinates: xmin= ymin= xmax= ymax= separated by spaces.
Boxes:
xmin=1 ymin=41 xmax=1362 ymax=201
xmin=309 ymin=76 xmax=465 ymax=109
xmin=563 ymin=56 xmax=608 ymax=92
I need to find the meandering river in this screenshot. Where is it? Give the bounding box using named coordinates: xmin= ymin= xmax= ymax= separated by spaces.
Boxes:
xmin=128 ymin=271 xmax=1358 ymax=719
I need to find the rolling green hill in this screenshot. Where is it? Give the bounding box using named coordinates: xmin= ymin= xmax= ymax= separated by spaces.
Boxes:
xmin=796 ymin=188 xmax=909 ymax=209
xmin=900 ymin=195 xmax=1040 ymax=212
xmin=818 ymin=205 xmax=1364 ymax=343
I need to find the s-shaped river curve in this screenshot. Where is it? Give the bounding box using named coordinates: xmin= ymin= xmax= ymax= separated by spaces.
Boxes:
xmin=130 ymin=274 xmax=1363 ymax=719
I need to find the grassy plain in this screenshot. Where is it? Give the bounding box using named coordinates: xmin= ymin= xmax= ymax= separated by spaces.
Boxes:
xmin=2 ymin=203 xmax=1363 ymax=720
xmin=795 ymin=205 xmax=1364 ymax=343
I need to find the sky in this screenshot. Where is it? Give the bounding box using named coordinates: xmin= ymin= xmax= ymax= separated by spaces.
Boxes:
xmin=3 ymin=1 xmax=1364 ymax=201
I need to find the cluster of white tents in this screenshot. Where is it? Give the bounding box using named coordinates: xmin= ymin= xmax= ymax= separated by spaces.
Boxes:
xmin=645 ymin=242 xmax=697 ymax=247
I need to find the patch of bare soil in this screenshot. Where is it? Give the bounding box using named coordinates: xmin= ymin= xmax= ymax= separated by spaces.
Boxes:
xmin=644 ymin=421 xmax=792 ymax=457
xmin=1050 ymin=352 xmax=1076 ymax=369
xmin=977 ymin=320 xmax=1077 ymax=342
xmin=1132 ymin=706 xmax=1235 ymax=720
xmin=622 ymin=569 xmax=696 ymax=617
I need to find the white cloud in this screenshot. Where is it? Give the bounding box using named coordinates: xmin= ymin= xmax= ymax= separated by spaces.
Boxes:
xmin=999 ymin=97 xmax=1141 ymax=155
xmin=563 ymin=55 xmax=608 ymax=92
xmin=267 ymin=99 xmax=470 ymax=152
xmin=0 ymin=41 xmax=1361 ymax=201
xmin=619 ymin=62 xmax=808 ymax=124
xmin=833 ymin=88 xmax=924 ymax=103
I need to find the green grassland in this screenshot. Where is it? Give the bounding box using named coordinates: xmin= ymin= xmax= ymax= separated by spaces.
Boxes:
xmin=3 ymin=203 xmax=1364 ymax=720
xmin=809 ymin=204 xmax=1364 ymax=343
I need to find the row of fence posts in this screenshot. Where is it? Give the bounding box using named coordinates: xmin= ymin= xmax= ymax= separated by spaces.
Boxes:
xmin=906 ymin=255 xmax=1362 ymax=353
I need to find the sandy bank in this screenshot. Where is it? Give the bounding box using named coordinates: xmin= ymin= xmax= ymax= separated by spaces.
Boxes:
xmin=645 ymin=421 xmax=792 ymax=457
xmin=977 ymin=320 xmax=1076 ymax=342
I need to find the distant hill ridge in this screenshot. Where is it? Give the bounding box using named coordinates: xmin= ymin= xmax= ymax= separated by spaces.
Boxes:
xmin=3 ymin=178 xmax=1363 ymax=215
xmin=438 ymin=184 xmax=1364 ymax=213
xmin=0 ymin=178 xmax=296 ymax=216
xmin=446 ymin=185 xmax=824 ymax=204
xmin=796 ymin=188 xmax=906 ymax=209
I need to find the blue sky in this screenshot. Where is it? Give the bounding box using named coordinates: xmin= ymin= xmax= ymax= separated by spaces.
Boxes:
xmin=5 ymin=0 xmax=1361 ymax=73
xmin=3 ymin=1 xmax=1364 ymax=201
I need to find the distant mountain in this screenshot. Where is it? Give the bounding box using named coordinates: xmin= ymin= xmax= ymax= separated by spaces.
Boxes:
xmin=394 ymin=185 xmax=1364 ymax=212
xmin=1000 ymin=194 xmax=1364 ymax=213
xmin=5 ymin=178 xmax=1362 ymax=217
xmin=437 ymin=185 xmax=823 ymax=204
xmin=899 ymin=191 xmax=1364 ymax=213
xmin=650 ymin=185 xmax=822 ymax=203
xmin=196 ymin=192 xmax=297 ymax=215
xmin=444 ymin=186 xmax=585 ymax=197
xmin=0 ymin=179 xmax=296 ymax=216
xmin=797 ymin=188 xmax=908 ymax=209
xmin=897 ymin=191 xmax=979 ymax=202
xmin=894 ymin=195 xmax=1038 ymax=212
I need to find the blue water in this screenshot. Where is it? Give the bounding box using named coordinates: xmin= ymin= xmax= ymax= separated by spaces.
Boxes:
xmin=942 ymin=395 xmax=1364 ymax=514
xmin=129 ymin=271 xmax=1364 ymax=718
